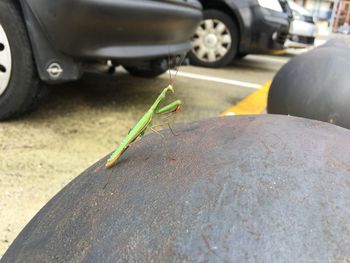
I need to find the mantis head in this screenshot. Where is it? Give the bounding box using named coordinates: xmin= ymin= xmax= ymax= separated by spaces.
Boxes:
xmin=167 ymin=85 xmax=174 ymax=93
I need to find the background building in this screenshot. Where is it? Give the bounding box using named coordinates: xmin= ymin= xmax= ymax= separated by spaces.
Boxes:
xmin=292 ymin=0 xmax=350 ymax=32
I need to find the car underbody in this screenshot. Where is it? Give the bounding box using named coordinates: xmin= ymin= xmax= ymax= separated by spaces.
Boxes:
xmin=18 ymin=0 xmax=202 ymax=83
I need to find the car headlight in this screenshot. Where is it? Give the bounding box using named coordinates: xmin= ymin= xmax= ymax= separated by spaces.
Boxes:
xmin=257 ymin=0 xmax=283 ymax=12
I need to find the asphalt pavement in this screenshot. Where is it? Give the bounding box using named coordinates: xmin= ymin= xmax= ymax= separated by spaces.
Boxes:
xmin=0 ymin=53 xmax=291 ymax=256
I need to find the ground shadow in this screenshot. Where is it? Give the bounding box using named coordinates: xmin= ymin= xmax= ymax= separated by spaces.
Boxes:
xmin=22 ymin=71 xmax=170 ymax=121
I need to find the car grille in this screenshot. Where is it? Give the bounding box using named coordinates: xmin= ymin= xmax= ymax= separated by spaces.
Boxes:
xmin=289 ymin=35 xmax=315 ymax=45
xmin=303 ymin=16 xmax=315 ymax=24
xmin=278 ymin=32 xmax=289 ymax=45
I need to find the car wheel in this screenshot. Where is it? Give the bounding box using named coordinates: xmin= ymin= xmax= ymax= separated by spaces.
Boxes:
xmin=189 ymin=10 xmax=239 ymax=68
xmin=0 ymin=0 xmax=40 ymax=120
xmin=123 ymin=66 xmax=167 ymax=79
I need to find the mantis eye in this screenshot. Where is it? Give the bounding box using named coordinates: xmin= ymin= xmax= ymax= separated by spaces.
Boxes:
xmin=168 ymin=85 xmax=174 ymax=93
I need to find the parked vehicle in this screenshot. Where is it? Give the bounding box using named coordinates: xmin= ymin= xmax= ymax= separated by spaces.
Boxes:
xmin=188 ymin=0 xmax=292 ymax=68
xmin=0 ymin=0 xmax=202 ymax=120
xmin=285 ymin=1 xmax=317 ymax=48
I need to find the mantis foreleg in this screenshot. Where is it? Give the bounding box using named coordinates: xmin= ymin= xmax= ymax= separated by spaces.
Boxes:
xmin=156 ymin=100 xmax=182 ymax=114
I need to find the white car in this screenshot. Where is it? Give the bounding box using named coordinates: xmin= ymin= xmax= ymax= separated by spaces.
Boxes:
xmin=285 ymin=1 xmax=318 ymax=48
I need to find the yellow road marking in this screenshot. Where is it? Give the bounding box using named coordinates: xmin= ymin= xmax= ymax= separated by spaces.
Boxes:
xmin=270 ymin=49 xmax=287 ymax=55
xmin=221 ymin=81 xmax=272 ymax=116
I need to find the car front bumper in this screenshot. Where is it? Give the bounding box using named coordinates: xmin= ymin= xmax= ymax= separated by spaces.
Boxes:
xmin=289 ymin=20 xmax=317 ymax=38
xmin=285 ymin=20 xmax=317 ymax=48
xmin=239 ymin=6 xmax=290 ymax=53
xmin=285 ymin=36 xmax=315 ymax=48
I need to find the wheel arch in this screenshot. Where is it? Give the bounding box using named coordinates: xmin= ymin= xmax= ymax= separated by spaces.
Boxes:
xmin=15 ymin=0 xmax=82 ymax=83
xmin=199 ymin=0 xmax=255 ymax=53
xmin=199 ymin=0 xmax=243 ymax=46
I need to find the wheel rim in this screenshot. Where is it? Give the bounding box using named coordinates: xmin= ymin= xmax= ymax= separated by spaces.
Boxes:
xmin=191 ymin=19 xmax=232 ymax=63
xmin=0 ymin=23 xmax=12 ymax=96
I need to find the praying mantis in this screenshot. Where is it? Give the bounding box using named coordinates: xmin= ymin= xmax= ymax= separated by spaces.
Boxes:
xmin=105 ymin=59 xmax=183 ymax=168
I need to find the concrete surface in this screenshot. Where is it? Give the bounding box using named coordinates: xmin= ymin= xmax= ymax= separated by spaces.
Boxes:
xmin=0 ymin=54 xmax=289 ymax=257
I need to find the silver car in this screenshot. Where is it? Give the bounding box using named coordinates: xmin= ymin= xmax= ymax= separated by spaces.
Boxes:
xmin=285 ymin=1 xmax=318 ymax=48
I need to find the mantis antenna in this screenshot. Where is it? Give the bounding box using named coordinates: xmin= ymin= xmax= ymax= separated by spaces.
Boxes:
xmin=172 ymin=53 xmax=186 ymax=86
xmin=168 ymin=46 xmax=173 ymax=84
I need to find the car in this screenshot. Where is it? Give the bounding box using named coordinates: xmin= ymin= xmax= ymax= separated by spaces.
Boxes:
xmin=285 ymin=1 xmax=317 ymax=48
xmin=188 ymin=0 xmax=292 ymax=68
xmin=0 ymin=0 xmax=202 ymax=120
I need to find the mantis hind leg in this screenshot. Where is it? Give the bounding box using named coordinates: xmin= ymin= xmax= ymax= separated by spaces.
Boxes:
xmin=167 ymin=122 xmax=177 ymax=136
xmin=150 ymin=126 xmax=176 ymax=161
xmin=151 ymin=118 xmax=178 ymax=136
xmin=150 ymin=126 xmax=164 ymax=138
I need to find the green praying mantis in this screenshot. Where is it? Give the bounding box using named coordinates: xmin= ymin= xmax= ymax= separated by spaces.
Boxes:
xmin=105 ymin=84 xmax=182 ymax=168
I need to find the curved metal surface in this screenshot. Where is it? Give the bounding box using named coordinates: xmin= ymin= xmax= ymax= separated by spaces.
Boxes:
xmin=3 ymin=115 xmax=350 ymax=262
xmin=191 ymin=19 xmax=232 ymax=62
xmin=0 ymin=23 xmax=12 ymax=96
xmin=268 ymin=39 xmax=350 ymax=129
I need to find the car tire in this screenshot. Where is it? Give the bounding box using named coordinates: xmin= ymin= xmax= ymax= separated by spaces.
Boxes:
xmin=123 ymin=66 xmax=167 ymax=79
xmin=236 ymin=52 xmax=248 ymax=59
xmin=0 ymin=0 xmax=40 ymax=120
xmin=188 ymin=9 xmax=239 ymax=68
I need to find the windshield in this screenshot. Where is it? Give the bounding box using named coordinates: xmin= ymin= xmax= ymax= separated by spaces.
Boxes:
xmin=288 ymin=1 xmax=312 ymax=16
